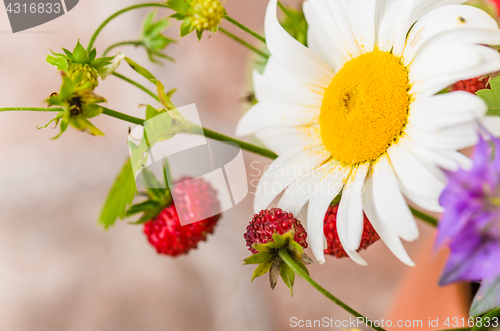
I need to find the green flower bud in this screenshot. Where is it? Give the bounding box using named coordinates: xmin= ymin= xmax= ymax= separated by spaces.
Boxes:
xmin=189 ymin=0 xmax=225 ymax=33
xmin=67 ymin=63 xmax=99 ymax=90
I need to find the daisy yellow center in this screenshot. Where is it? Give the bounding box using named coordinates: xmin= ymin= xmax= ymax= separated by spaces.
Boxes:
xmin=319 ymin=50 xmax=411 ymax=165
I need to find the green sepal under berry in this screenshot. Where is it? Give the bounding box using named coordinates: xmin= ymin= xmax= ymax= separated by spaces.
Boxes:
xmin=126 ymin=163 xmax=173 ymax=225
xmin=244 ymin=230 xmax=311 ymax=296
xmin=140 ymin=10 xmax=176 ymax=63
xmin=47 ymin=40 xmax=118 ymax=89
xmin=43 ymin=73 xmax=106 ymax=138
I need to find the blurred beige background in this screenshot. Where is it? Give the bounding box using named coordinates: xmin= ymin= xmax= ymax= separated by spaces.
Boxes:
xmin=0 ymin=1 xmax=440 ymax=330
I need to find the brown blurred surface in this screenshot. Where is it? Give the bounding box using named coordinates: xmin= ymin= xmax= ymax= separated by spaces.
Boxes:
xmin=0 ymin=1 xmax=459 ymax=330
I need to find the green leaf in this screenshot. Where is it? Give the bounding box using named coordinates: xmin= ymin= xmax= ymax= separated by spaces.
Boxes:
xmin=244 ymin=252 xmax=272 ymax=265
xmin=98 ymin=159 xmax=137 ymax=229
xmin=288 ymin=240 xmax=304 ymax=258
xmin=471 ymin=308 xmax=500 ymax=331
xmin=124 ymin=57 xmax=157 ymax=82
xmin=125 ymin=199 xmax=160 ymax=217
xmin=471 ymin=277 xmax=500 ymax=317
xmin=139 ymin=167 xmax=167 ymax=202
xmin=477 ymin=77 xmax=500 ymax=116
xmin=280 ymin=261 xmax=295 ymax=296
xmin=251 ymin=258 xmax=274 ymax=281
xmin=72 ymin=40 xmax=90 ymax=64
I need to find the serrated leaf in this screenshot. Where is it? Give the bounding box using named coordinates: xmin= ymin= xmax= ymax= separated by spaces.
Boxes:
xmin=471 ymin=308 xmax=500 ymax=331
xmin=477 ymin=77 xmax=500 ymax=116
xmin=251 ymin=258 xmax=274 ymax=282
xmin=244 ymin=252 xmax=272 ymax=265
xmin=125 ymin=199 xmax=160 ymax=217
xmin=471 ymin=277 xmax=500 ymax=317
xmin=124 ymin=57 xmax=156 ymax=82
xmin=98 ymin=159 xmax=137 ymax=229
xmin=280 ymin=261 xmax=295 ymax=296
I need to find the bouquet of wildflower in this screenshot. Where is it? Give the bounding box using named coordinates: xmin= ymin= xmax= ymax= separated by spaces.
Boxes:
xmin=3 ymin=0 xmax=500 ymax=329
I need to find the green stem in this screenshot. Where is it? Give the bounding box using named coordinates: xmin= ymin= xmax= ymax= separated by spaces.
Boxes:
xmin=219 ymin=27 xmax=269 ymax=59
xmin=112 ymin=72 xmax=160 ymax=102
xmin=223 ymin=15 xmax=266 ymax=43
xmin=99 ymin=107 xmax=279 ymax=159
xmin=200 ymin=128 xmax=278 ymax=159
xmin=278 ymin=249 xmax=386 ymax=331
xmin=101 ymin=106 xmax=145 ymax=126
xmin=0 ymin=107 xmax=61 ymax=112
xmin=103 ymin=41 xmax=143 ymax=56
xmin=410 ymin=207 xmax=438 ymax=227
xmin=87 ymin=3 xmax=169 ymax=52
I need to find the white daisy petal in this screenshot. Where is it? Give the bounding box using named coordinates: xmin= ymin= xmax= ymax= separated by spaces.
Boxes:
xmin=482 ymin=115 xmax=500 ymax=138
xmin=278 ymin=161 xmax=337 ymax=216
xmin=253 ymin=69 xmax=323 ymax=106
xmin=408 ymin=91 xmax=487 ymax=131
xmin=235 ymin=102 xmax=319 ymax=136
xmin=403 ymin=4 xmax=498 ymax=64
xmin=255 ymin=125 xmax=321 ymax=155
xmin=388 ymin=144 xmax=446 ymax=212
xmin=409 ymin=44 xmax=500 ymax=97
xmin=378 ymin=0 xmax=417 ymax=54
xmin=372 ymin=155 xmax=419 ymax=242
xmin=398 ymin=137 xmax=470 ymax=171
xmin=307 ymin=165 xmax=352 ymax=264
xmin=253 ymin=146 xmax=330 ymax=213
xmin=265 ymin=0 xmax=333 ymax=86
xmin=363 ymin=175 xmax=415 ymax=267
xmin=337 ymin=164 xmax=370 ymax=265
xmin=349 ymin=0 xmax=376 ymax=54
xmin=303 ymin=0 xmax=361 ymax=71
xmin=405 ymin=122 xmax=479 ymax=151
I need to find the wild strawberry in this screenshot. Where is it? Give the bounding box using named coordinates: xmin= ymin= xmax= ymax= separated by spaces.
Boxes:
xmin=244 ymin=208 xmax=308 ymax=254
xmin=452 ymin=77 xmax=489 ymax=94
xmin=143 ymin=177 xmax=221 ymax=257
xmin=243 ymin=208 xmax=311 ymax=295
xmin=324 ymin=204 xmax=380 ymax=258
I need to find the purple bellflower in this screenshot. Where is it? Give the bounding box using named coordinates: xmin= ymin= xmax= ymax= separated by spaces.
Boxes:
xmin=438 ymin=133 xmax=500 ymax=286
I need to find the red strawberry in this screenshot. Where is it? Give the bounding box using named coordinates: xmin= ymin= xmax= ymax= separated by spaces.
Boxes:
xmin=324 ymin=204 xmax=380 ymax=258
xmin=452 ymin=77 xmax=489 ymax=94
xmin=244 ymin=208 xmax=308 ymax=254
xmin=143 ymin=177 xmax=221 ymax=257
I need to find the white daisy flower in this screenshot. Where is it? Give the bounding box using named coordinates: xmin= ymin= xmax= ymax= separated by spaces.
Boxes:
xmin=236 ymin=0 xmax=500 ymax=266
